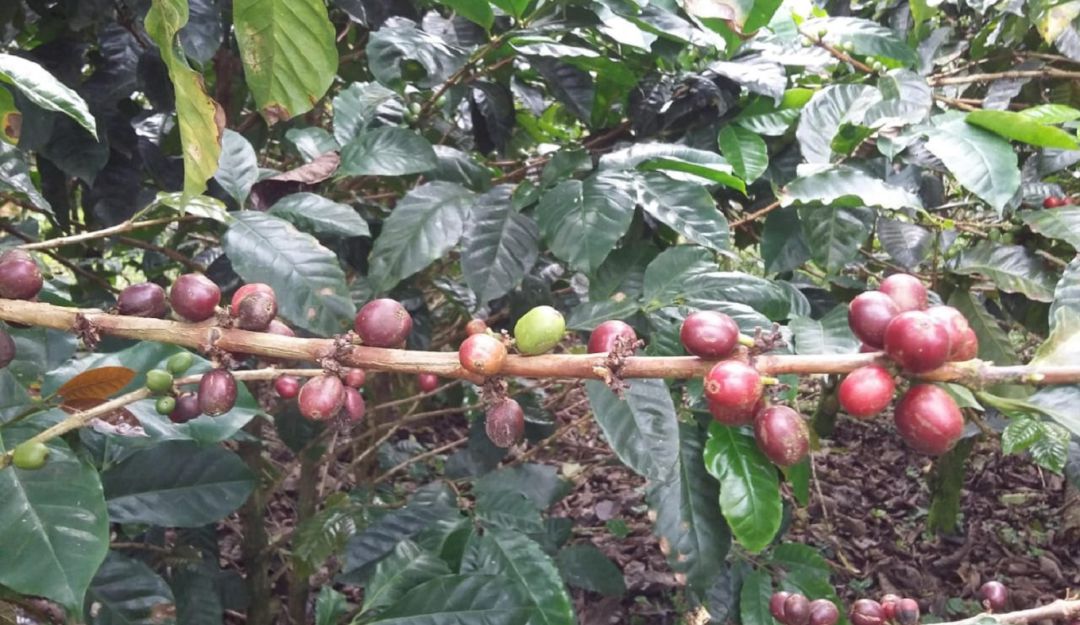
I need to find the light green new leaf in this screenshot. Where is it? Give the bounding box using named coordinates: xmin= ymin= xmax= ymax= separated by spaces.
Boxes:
xmin=0 ymin=53 xmax=96 ymax=138
xmin=966 ymin=109 xmax=1080 ymax=150
xmin=1018 ymin=104 xmax=1080 ymax=124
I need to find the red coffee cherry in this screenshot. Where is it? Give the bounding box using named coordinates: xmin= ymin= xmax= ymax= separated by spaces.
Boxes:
xmin=754 ymin=405 xmax=810 ymax=467
xmin=298 ymin=375 xmax=346 ymax=422
xmin=169 ymin=273 xmax=221 ymax=322
xmin=850 ymin=599 xmax=886 ymax=625
xmin=0 ymin=249 xmax=31 ymax=264
xmin=770 ymin=592 xmax=792 ymax=623
xmin=354 ymin=298 xmax=412 ymax=348
xmin=883 ymin=311 xmax=951 ymax=373
xmin=0 ymin=254 xmax=43 ymax=300
xmin=265 ymin=319 xmax=295 ymax=338
xmin=459 ymin=333 xmax=507 ymax=376
xmin=849 ymin=292 xmax=900 ymax=348
xmin=198 ymin=369 xmax=238 ymax=416
xmin=926 ymin=306 xmax=979 ymax=361
xmin=0 ymin=328 xmax=15 ymax=369
xmin=117 ymin=283 xmax=168 ymax=318
xmin=707 ymin=397 xmax=762 ymax=427
xmin=235 ymin=291 xmax=277 ymax=331
xmin=880 ymin=594 xmax=901 ymax=621
xmin=680 ymin=311 xmax=740 ymax=359
xmin=588 ymin=319 xmax=638 ymax=354
xmin=879 ymin=273 xmax=928 ymax=312
xmin=809 ymin=599 xmax=840 ymax=625
xmin=465 ymin=318 xmax=489 ymax=336
xmin=417 ymin=372 xmax=439 ymax=393
xmin=169 ymin=392 xmax=202 ymax=424
xmin=838 ymin=365 xmax=895 ymax=419
xmin=485 ymin=398 xmax=525 ymax=448
xmin=896 ymin=598 xmax=920 ymax=625
xmin=341 ymin=387 xmax=365 ymax=423
xmin=979 ymin=581 xmax=1008 ymax=612
xmin=344 ymin=368 xmax=367 ymax=388
xmin=230 ymin=283 xmax=274 ymax=316
xmin=703 ymin=360 xmax=762 ymax=415
xmin=783 ymin=593 xmax=811 ymax=625
xmin=274 ymin=376 xmax=300 ymax=399
xmin=894 ymin=384 xmax=964 ymax=455
xmin=1043 ymin=196 xmax=1068 ymax=208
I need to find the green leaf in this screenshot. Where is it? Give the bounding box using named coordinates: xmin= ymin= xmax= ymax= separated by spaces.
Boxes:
xmin=771 ymin=543 xmax=840 ymax=606
xmin=491 ymin=0 xmax=531 ymax=18
xmin=790 ymin=306 xmax=860 ymax=355
xmin=462 ymin=185 xmax=541 ymax=303
xmin=1002 ymin=417 xmax=1044 ymax=454
xmin=781 ymin=166 xmax=921 ymax=210
xmin=145 ymin=0 xmax=223 ymax=196
xmin=966 ymin=109 xmax=1080 ymax=149
xmin=474 ymin=464 xmax=571 ymax=510
xmin=646 ymin=422 xmax=730 ymax=592
xmin=802 ymin=17 xmax=918 ymax=67
xmin=223 ymin=212 xmax=356 ymax=336
xmin=366 ymin=182 xmax=476 ymax=294
xmin=102 ymin=441 xmax=255 ymax=527
xmin=928 ymin=437 xmax=974 ymax=534
xmin=635 ymin=172 xmax=730 ymax=252
xmin=950 ymin=241 xmax=1058 ymax=302
xmin=1033 ymin=308 xmax=1080 ymax=367
xmin=1019 ymin=206 xmax=1080 ymax=249
xmin=233 ymin=0 xmax=337 ymax=123
xmin=443 ymin=0 xmax=494 ymax=27
xmin=536 ymin=171 xmax=636 ymax=273
xmin=798 ymin=204 xmax=875 ymax=273
xmin=86 ymin=552 xmax=175 ymax=625
xmin=461 ymin=531 xmax=575 ymax=625
xmin=718 ymin=124 xmax=768 ymax=183
xmin=474 ymin=489 xmax=545 ymax=534
xmin=366 ymin=20 xmax=469 ymax=90
xmin=338 ymin=126 xmax=438 ymax=177
xmin=0 ymin=53 xmax=96 ymax=137
xmin=316 ymin=587 xmax=348 ymax=625
xmin=332 ymin=81 xmax=400 ymax=145
xmin=286 ymin=127 xmax=337 ymax=161
xmin=555 ymin=545 xmax=626 ymax=597
xmin=363 ymin=540 xmax=451 ymax=614
xmin=214 ymin=129 xmax=258 ymax=206
xmin=1051 ymin=257 xmax=1080 ymax=328
xmin=565 ymin=299 xmax=641 ymax=331
xmin=796 ymin=84 xmax=881 ymax=164
xmin=601 ymin=143 xmax=743 ymax=191
xmin=739 ymin=569 xmax=774 ymax=625
xmin=762 ymin=206 xmax=811 ymax=274
xmin=1018 ymin=104 xmax=1080 ymax=124
xmin=704 ymin=423 xmax=782 ymax=552
xmin=0 ymin=142 xmax=51 ymax=213
xmin=268 ymin=192 xmax=370 ymax=238
xmin=925 ymin=116 xmax=1020 ymax=213
xmin=585 ymin=379 xmax=680 ymax=482
xmin=371 ymin=574 xmax=531 ymax=625
xmin=0 ymin=424 xmax=109 ymax=613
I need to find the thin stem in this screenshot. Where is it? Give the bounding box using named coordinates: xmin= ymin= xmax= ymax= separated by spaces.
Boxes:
xmin=371 ymin=437 xmax=468 ymax=485
xmin=731 ymin=200 xmax=782 ymax=228
xmin=16 ymin=216 xmax=195 ymax=251
xmin=940 ymin=599 xmax=1080 ymax=625
xmin=929 ymin=68 xmax=1080 ymax=86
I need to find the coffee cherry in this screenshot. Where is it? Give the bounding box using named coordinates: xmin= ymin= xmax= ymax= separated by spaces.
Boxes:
xmin=979 ymin=581 xmax=1008 ymax=611
xmin=11 ymin=440 xmax=48 ymax=470
xmin=879 ymin=274 xmax=928 ymax=312
xmin=926 ymin=306 xmax=979 ymax=361
xmin=169 ymin=273 xmax=221 ymax=322
xmin=341 ymin=387 xmax=365 ymax=423
xmin=167 ymin=352 xmax=194 ymax=375
xmin=896 ymin=598 xmax=920 ymax=625
xmin=850 ymin=599 xmax=886 ymax=625
xmin=274 ymin=376 xmax=300 ymax=399
xmin=117 ymin=282 xmax=168 ymax=318
xmin=0 ymin=255 xmax=43 ymax=300
xmin=514 ymin=305 xmax=565 ymax=355
xmin=198 ymin=369 xmax=238 ymax=416
xmin=809 ymin=600 xmax=839 ymax=625
xmin=784 ymin=594 xmax=811 ymax=625
xmin=170 ymin=392 xmax=201 ymax=423
xmin=770 ymin=592 xmax=791 ymax=622
xmin=155 ymin=396 xmax=176 ymax=415
xmin=1043 ymin=196 xmax=1068 ymax=208
xmin=266 ymin=319 xmax=295 ymax=338
xmin=355 ymin=299 xmax=413 ymax=348
xmin=485 ymin=398 xmax=525 ymax=448
xmin=703 ymin=361 xmax=762 ymax=415
xmin=235 ymin=291 xmax=277 ymax=331
xmin=344 ymin=368 xmax=367 ymax=388
xmin=754 ymin=405 xmax=810 ymax=467
xmin=707 ymin=397 xmax=760 ymax=426
xmin=298 ymin=375 xmax=346 ymax=421
xmin=849 ymin=292 xmax=900 ymax=348
xmin=894 ymin=384 xmax=964 ymax=455
xmin=145 ymin=369 xmax=174 ymax=394
xmin=465 ymin=318 xmax=488 ymax=336
xmin=0 ymin=249 xmax=31 ymax=264
xmin=838 ymin=365 xmax=895 ymax=419
xmin=680 ymin=311 xmax=740 ymax=358
xmin=588 ymin=320 xmax=638 ymax=354
xmin=417 ymin=372 xmax=439 ymax=393
xmin=230 ymin=283 xmax=274 ymax=316
xmin=859 ymin=343 xmax=878 ymax=353
xmin=880 ymin=594 xmax=900 ymax=621
xmin=0 ymin=328 xmax=14 ymax=370
xmin=459 ymin=333 xmax=507 ymax=376
xmin=883 ymin=311 xmax=951 ymax=373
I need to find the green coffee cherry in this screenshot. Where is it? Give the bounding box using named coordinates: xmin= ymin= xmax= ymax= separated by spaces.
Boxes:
xmin=12 ymin=440 xmax=48 ymax=470
xmin=513 ymin=305 xmax=566 ymax=355
xmin=156 ymin=396 xmax=177 ymax=415
xmin=166 ymin=352 xmax=194 ymax=375
xmin=146 ymin=369 xmax=174 ymax=394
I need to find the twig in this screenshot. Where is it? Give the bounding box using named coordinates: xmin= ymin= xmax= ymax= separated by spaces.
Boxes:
xmin=929 ymin=68 xmax=1080 ymax=86
xmin=799 ymin=28 xmax=876 ymax=74
xmin=731 ymin=200 xmax=782 ymax=228
xmin=939 ymin=599 xmax=1080 ymax=625
xmin=371 ymin=437 xmax=468 ymax=484
xmin=16 ymin=216 xmax=195 ymax=251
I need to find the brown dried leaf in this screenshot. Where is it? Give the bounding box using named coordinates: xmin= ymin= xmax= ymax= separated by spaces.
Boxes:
xmin=57 ymin=366 xmax=136 ymax=400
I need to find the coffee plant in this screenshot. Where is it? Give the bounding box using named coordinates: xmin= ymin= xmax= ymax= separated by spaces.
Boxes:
xmin=1 ymin=0 xmax=1080 ymax=622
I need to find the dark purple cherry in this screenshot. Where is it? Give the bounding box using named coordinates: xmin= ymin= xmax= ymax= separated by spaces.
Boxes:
xmin=355 ymin=298 xmax=412 ymax=348
xmin=198 ymin=369 xmax=237 ymax=416
xmin=117 ymin=283 xmax=168 ymax=318
xmin=0 ymin=255 xmax=43 ymax=300
xmin=680 ymin=311 xmax=740 ymax=359
xmin=170 ymin=392 xmax=202 ymax=423
xmin=298 ymin=375 xmax=346 ymax=422
xmin=849 ymin=292 xmax=900 ymax=348
xmin=485 ymin=398 xmax=525 ymax=448
xmin=169 ymin=273 xmax=221 ymax=322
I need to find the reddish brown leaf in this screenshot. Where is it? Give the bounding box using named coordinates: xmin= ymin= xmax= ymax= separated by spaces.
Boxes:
xmin=57 ymin=366 xmax=136 ymax=400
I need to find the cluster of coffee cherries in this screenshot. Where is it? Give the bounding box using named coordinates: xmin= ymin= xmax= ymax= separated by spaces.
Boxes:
xmin=841 ymin=274 xmax=978 ymax=455
xmin=0 ymin=249 xmax=45 ymax=371
xmin=771 ymin=581 xmax=1010 ymax=625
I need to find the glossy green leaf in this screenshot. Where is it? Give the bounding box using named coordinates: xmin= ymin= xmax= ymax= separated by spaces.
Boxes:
xmin=474 ymin=488 xmax=545 ymax=534
xmin=635 ymin=172 xmax=730 ymax=252
xmin=555 ymin=545 xmax=625 ymax=597
xmin=802 ymin=17 xmax=918 ymax=67
xmin=462 ymin=185 xmax=541 ymax=303
xmin=739 ymin=569 xmax=774 ymax=625
xmin=1019 ymin=206 xmax=1080 ymax=249
xmin=966 ymin=109 xmax=1080 ymax=149
xmin=796 ymin=84 xmax=881 ymax=164
xmin=363 ymin=540 xmax=451 ymax=614
xmin=565 ymin=299 xmax=641 ymax=331
xmin=332 ymin=81 xmax=400 ymax=145
xmin=1018 ymin=104 xmax=1080 ymax=124
xmin=585 ymin=379 xmax=680 ymax=482
xmin=925 ymin=117 xmax=1020 ymax=213
xmin=950 ymin=241 xmax=1058 ymax=302
xmin=790 ymin=306 xmax=860 ymax=355
xmin=473 ymin=463 xmax=571 ymax=510
xmin=762 ymin=206 xmax=811 ymax=274
xmin=86 ymin=552 xmax=175 ymax=625
xmin=536 ymin=171 xmax=636 ymax=273
xmin=718 ymin=124 xmax=768 ymax=183
xmin=0 ymin=53 xmax=96 ymax=137
xmin=214 ymin=129 xmax=258 ymax=206
xmin=461 ymin=530 xmax=574 ymax=625
xmin=704 ymin=423 xmax=782 ymax=552
xmin=781 ymin=166 xmax=921 ymax=210
xmin=442 ymin=0 xmax=494 ymax=27
xmin=0 ymin=142 xmax=51 ymax=213
xmin=798 ymin=204 xmax=875 ymax=273
xmin=366 ymin=20 xmax=468 ymax=90
xmin=1050 ymin=257 xmax=1080 ymax=328
xmin=268 ymin=192 xmax=370 ymax=238
xmin=338 ymin=126 xmax=438 ymax=177
xmin=371 ymin=574 xmax=531 ymax=625
xmin=316 ymin=587 xmax=348 ymax=625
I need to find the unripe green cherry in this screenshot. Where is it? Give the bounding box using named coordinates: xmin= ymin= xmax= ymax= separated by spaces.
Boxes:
xmin=155 ymin=396 xmax=177 ymax=415
xmin=146 ymin=369 xmax=174 ymax=394
xmin=167 ymin=352 xmax=194 ymax=375
xmin=513 ymin=306 xmax=565 ymax=355
xmin=12 ymin=440 xmax=48 ymax=470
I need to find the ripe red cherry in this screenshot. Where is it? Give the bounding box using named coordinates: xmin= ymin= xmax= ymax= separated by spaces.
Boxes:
xmin=198 ymin=369 xmax=238 ymax=416
xmin=298 ymin=375 xmax=346 ymax=421
xmin=230 ymin=283 xmax=274 ymax=316
xmin=458 ymin=333 xmax=507 ymax=376
xmin=417 ymin=372 xmax=439 ymax=393
xmin=838 ymin=365 xmax=895 ymax=419
xmin=754 ymin=405 xmax=810 ymax=467
xmin=465 ymin=318 xmax=488 ymax=336
xmin=341 ymin=387 xmax=365 ymax=423
xmin=344 ymin=368 xmax=366 ymax=388
xmin=354 ymin=298 xmax=412 ymax=347
xmin=0 ymin=328 xmax=15 ymax=369
xmin=0 ymin=255 xmax=43 ymax=300
xmin=703 ymin=361 xmax=762 ymax=414
xmin=926 ymin=306 xmax=978 ymax=361
xmin=235 ymin=291 xmax=277 ymax=331
xmin=485 ymin=398 xmax=525 ymax=448
xmin=770 ymin=592 xmax=791 ymax=622
xmin=680 ymin=311 xmax=740 ymax=359
xmin=707 ymin=397 xmax=761 ymax=426
xmin=588 ymin=320 xmax=638 ymax=353
xmin=880 ymin=594 xmax=900 ymax=621
xmin=170 ymin=392 xmax=202 ymax=423
xmin=883 ymin=311 xmax=951 ymax=373
xmin=849 ymin=292 xmax=900 ymax=348
xmin=809 ymin=600 xmax=839 ymax=625
xmin=274 ymin=376 xmax=300 ymax=399
xmin=169 ymin=273 xmax=221 ymax=322
xmin=850 ymin=599 xmax=885 ymax=625
xmin=783 ymin=593 xmax=811 ymax=625
xmin=894 ymin=384 xmax=964 ymax=455
xmin=896 ymin=598 xmax=919 ymax=625
xmin=879 ymin=273 xmax=928 ymax=312
xmin=1043 ymin=196 xmax=1068 ymax=208
xmin=117 ymin=282 xmax=168 ymax=318
xmin=979 ymin=581 xmax=1008 ymax=611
